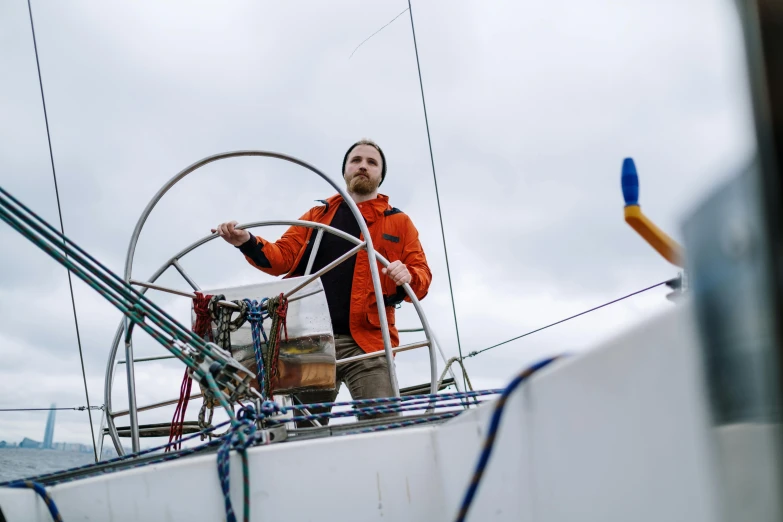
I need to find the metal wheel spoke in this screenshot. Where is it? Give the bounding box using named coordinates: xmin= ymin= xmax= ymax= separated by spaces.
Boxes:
xmin=172 ymin=258 xmax=200 ymax=291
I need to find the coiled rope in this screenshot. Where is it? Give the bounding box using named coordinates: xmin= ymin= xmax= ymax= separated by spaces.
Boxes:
xmin=264 ymin=293 xmax=289 ymax=395
xmin=199 ymin=295 xmax=248 ymax=439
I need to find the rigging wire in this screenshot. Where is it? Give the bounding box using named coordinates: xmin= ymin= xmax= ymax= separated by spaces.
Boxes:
xmin=464 ymin=278 xmax=676 ymax=359
xmin=0 ymin=406 xmax=103 ymax=412
xmin=407 ymin=0 xmax=468 ymax=390
xmin=349 ymin=7 xmax=410 ymax=59
xmin=26 ymin=0 xmax=98 ymax=462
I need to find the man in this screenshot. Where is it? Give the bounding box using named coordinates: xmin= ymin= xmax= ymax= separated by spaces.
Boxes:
xmin=212 ymin=139 xmax=432 ymax=424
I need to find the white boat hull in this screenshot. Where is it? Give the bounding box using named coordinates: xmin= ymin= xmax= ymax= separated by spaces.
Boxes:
xmin=4 ymin=302 xmax=775 ymax=521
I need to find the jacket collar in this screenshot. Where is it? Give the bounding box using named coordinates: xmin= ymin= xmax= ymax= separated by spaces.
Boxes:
xmin=325 ymin=193 xmax=390 ymax=225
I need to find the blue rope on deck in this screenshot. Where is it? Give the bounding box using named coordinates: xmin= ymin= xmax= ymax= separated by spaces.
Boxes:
xmin=292 ymin=388 xmax=501 ymax=412
xmin=342 ymin=410 xmax=460 ymax=436
xmin=454 ymin=356 xmax=562 ymax=522
xmin=217 ymin=406 xmax=259 ymax=522
xmin=7 ymin=480 xmax=63 ymax=522
xmin=270 ymin=396 xmax=488 ymax=425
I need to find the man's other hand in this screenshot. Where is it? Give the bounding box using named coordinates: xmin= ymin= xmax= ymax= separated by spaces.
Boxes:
xmin=382 ymin=260 xmax=411 ymax=286
xmin=212 ymin=221 xmax=251 ymax=247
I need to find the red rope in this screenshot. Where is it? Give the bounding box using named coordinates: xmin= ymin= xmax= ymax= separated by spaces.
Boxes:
xmin=192 ymin=292 xmax=214 ymax=340
xmin=269 ymin=293 xmax=288 ymax=389
xmin=277 ymin=293 xmax=289 ymax=343
xmin=166 ymin=368 xmax=192 ymax=451
xmin=167 ymin=292 xmax=212 ymax=451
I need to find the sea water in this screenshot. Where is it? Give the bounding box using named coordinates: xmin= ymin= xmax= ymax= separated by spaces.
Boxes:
xmin=0 ymin=448 xmax=94 ymax=482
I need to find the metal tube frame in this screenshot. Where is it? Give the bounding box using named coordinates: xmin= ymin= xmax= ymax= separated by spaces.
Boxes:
xmin=129 ymin=279 xmax=324 ymax=310
xmin=123 ymin=320 xmax=140 ymax=453
xmin=283 ymin=243 xmax=365 ymax=299
xmin=336 ymin=340 xmax=430 ymax=366
xmin=118 ymin=354 xmax=177 ymax=365
xmin=304 ymin=228 xmax=324 ymax=276
xmin=112 ymin=393 xmax=204 ymax=418
xmin=172 ymin=259 xmax=200 ymax=291
xmin=101 ymin=150 xmax=462 ymax=457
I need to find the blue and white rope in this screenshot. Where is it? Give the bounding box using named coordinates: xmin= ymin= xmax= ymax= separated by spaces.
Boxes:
xmin=271 ymin=397 xmax=489 ymax=425
xmin=292 ymin=388 xmax=502 ymax=413
xmin=7 ymin=480 xmax=63 ymax=522
xmin=217 ymin=406 xmax=260 ymax=522
xmin=454 ymin=356 xmax=561 ymax=522
xmin=243 ymin=298 xmax=269 ymax=397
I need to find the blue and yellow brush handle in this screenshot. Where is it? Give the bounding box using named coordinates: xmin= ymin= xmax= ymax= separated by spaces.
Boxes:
xmin=621 ymin=158 xmax=684 ymax=267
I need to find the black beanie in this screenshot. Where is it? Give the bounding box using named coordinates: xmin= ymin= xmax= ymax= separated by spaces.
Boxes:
xmin=342 ymin=141 xmax=387 ymax=186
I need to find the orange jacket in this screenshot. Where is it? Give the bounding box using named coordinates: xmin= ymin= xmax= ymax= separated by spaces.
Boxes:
xmin=240 ymin=193 xmax=432 ymax=353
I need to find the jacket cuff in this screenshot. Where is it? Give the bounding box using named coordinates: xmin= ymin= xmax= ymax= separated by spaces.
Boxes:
xmin=237 ymin=233 xmax=257 ymax=255
xmin=384 ymin=286 xmax=407 ymax=307
xmin=405 ymin=268 xmax=427 ymax=301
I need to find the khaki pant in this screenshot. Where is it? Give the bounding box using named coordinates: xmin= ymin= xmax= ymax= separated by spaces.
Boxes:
xmin=294 ymin=334 xmax=398 ymax=427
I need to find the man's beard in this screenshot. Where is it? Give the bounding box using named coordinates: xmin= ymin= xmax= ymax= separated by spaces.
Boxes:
xmin=348 ymin=174 xmax=379 ymax=195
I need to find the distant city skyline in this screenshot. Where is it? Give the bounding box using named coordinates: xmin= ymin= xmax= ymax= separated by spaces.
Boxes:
xmin=0 ymin=437 xmax=95 ymax=454
xmin=0 ymin=404 xmax=123 ymax=456
xmin=0 ymin=437 xmax=127 ymax=458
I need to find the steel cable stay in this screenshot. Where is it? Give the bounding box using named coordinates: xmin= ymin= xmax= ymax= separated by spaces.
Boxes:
xmin=349 ymin=6 xmax=409 ymax=59
xmin=26 ymin=0 xmax=98 ymax=461
xmin=463 ymin=277 xmax=679 ymax=360
xmin=407 ymin=0 xmax=468 ymax=389
xmin=0 ymin=406 xmax=104 ymax=412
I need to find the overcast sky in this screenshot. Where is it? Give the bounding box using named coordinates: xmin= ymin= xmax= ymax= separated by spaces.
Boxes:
xmin=0 ymin=0 xmax=755 ymax=451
